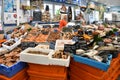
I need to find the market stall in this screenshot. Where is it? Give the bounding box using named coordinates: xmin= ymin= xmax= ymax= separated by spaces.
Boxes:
xmin=0 ymin=0 xmax=120 ymax=80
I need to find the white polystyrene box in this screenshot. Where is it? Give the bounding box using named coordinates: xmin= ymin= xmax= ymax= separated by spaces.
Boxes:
xmin=2 ymin=39 xmax=21 ymax=51
xmin=55 ymin=40 xmax=75 ymax=50
xmin=20 ymin=48 xmax=53 ymax=65
xmin=49 ymin=50 xmax=70 ymax=67
xmin=35 ymin=44 xmax=49 ymax=49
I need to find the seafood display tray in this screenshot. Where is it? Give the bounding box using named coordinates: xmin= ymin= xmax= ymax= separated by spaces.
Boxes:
xmin=2 ymin=39 xmax=21 ymax=51
xmin=0 ymin=61 xmax=26 ymax=77
xmin=49 ymin=51 xmax=70 ymax=67
xmin=55 ymin=40 xmax=75 ymax=50
xmin=73 ymin=54 xmax=112 ymax=71
xmin=20 ymin=48 xmax=53 ymax=65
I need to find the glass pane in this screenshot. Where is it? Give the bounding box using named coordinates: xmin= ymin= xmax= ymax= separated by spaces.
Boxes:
xmin=43 ymin=3 xmax=53 ymax=19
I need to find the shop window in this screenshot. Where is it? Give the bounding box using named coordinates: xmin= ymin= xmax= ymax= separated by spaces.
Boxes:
xmin=43 ymin=3 xmax=53 ymax=19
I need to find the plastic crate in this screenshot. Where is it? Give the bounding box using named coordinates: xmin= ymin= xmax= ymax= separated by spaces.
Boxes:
xmin=0 ymin=68 xmax=27 ymax=80
xmin=28 ymin=63 xmax=67 ymax=74
xmin=20 ymin=48 xmax=53 ymax=65
xmin=0 ymin=61 xmax=27 ymax=77
xmin=24 ymin=77 xmax=29 ymax=80
xmin=27 ymin=70 xmax=67 ymax=80
xmin=70 ymin=73 xmax=84 ymax=80
xmin=107 ymin=58 xmax=119 ymax=76
xmin=111 ymin=70 xmax=120 ymax=80
xmin=28 ymin=76 xmax=67 ymax=80
xmin=70 ymin=64 xmax=109 ymax=80
xmin=73 ymin=54 xmax=112 ymax=71
xmin=107 ymin=65 xmax=120 ymax=80
xmin=70 ymin=57 xmax=119 ymax=77
xmin=70 ymin=59 xmax=105 ymax=77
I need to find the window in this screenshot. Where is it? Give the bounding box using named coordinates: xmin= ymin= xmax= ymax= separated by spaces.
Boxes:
xmin=54 ymin=4 xmax=61 ymax=15
xmin=43 ymin=3 xmax=53 ymax=19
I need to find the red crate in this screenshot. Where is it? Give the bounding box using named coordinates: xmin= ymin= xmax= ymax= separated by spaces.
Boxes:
xmin=107 ymin=58 xmax=119 ymax=76
xmin=69 ymin=54 xmax=120 ymax=80
xmin=24 ymin=77 xmax=29 ymax=80
xmin=27 ymin=70 xmax=67 ymax=80
xmin=28 ymin=63 xmax=67 ymax=74
xmin=70 ymin=73 xmax=84 ymax=80
xmin=70 ymin=59 xmax=105 ymax=76
xmin=28 ymin=75 xmax=67 ymax=80
xmin=107 ymin=66 xmax=120 ymax=80
xmin=70 ymin=64 xmax=109 ymax=80
xmin=70 ymin=56 xmax=119 ymax=78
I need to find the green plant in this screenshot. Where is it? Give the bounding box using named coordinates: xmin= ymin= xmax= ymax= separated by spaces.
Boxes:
xmin=93 ymin=34 xmax=103 ymax=43
xmin=103 ymin=23 xmax=108 ymax=27
xmin=108 ymin=30 xmax=114 ymax=35
xmin=107 ymin=28 xmax=118 ymax=36
xmin=112 ymin=28 xmax=118 ymax=32
xmin=27 ymin=28 xmax=32 ymax=32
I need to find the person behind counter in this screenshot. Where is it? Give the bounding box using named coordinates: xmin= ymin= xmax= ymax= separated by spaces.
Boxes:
xmin=76 ymin=12 xmax=86 ymax=26
xmin=59 ymin=14 xmax=68 ymax=31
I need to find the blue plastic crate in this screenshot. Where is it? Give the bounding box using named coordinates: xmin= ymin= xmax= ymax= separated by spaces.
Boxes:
xmin=73 ymin=54 xmax=112 ymax=71
xmin=0 ymin=61 xmax=27 ymax=77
